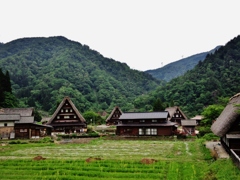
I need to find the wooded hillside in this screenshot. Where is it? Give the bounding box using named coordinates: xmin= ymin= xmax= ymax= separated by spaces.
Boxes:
xmin=0 ymin=36 xmax=161 ymax=113
xmin=135 ymin=35 xmax=240 ymax=117
xmin=146 ymin=46 xmax=220 ymax=82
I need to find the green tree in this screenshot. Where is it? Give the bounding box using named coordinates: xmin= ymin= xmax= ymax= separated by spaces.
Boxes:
xmin=34 ymin=109 xmax=42 ymax=122
xmin=153 ymin=98 xmax=165 ymax=111
xmin=83 ymin=111 xmax=103 ymax=125
xmin=201 ymin=104 xmax=225 ymax=126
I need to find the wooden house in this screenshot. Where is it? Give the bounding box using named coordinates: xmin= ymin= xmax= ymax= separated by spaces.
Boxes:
xmin=0 ymin=108 xmax=52 ymax=139
xmin=14 ymin=116 xmax=52 ymax=139
xmin=106 ymin=106 xmax=123 ymax=125
xmin=116 ymin=111 xmax=177 ymax=136
xmin=0 ymin=114 xmax=20 ymax=139
xmin=47 ymin=97 xmax=87 ymax=134
xmin=181 ymin=120 xmax=197 ymax=135
xmin=211 ymin=93 xmax=240 ymax=167
xmin=165 ymin=106 xmax=188 ymax=125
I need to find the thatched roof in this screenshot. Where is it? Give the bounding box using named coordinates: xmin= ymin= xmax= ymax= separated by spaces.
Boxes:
xmin=105 ymin=106 xmax=123 ymax=122
xmin=0 ymin=108 xmax=34 ymax=116
xmin=47 ymin=96 xmax=86 ymax=124
xmin=211 ymin=93 xmax=240 ymax=137
xmin=165 ymin=106 xmax=188 ymax=119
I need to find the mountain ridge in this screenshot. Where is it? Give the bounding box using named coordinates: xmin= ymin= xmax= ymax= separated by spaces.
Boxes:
xmin=0 ymin=36 xmax=160 ymax=113
xmin=145 ymin=46 xmax=221 ymax=81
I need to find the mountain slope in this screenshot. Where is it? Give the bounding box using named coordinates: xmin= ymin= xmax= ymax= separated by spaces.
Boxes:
xmin=134 ymin=35 xmax=240 ymax=117
xmin=145 ymin=46 xmax=221 ymax=81
xmin=0 ymin=36 xmax=161 ymax=113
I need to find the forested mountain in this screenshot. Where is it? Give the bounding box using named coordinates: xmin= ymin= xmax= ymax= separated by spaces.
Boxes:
xmin=0 ymin=36 xmax=161 ymax=113
xmin=146 ymin=46 xmax=221 ymax=82
xmin=134 ymin=35 xmax=240 ymax=117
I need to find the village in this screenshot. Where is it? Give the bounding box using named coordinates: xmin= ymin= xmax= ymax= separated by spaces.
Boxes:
xmin=1 ymin=94 xmax=240 ymax=170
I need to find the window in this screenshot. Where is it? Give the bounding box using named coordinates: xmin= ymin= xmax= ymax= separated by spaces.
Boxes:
xmin=61 ymin=109 xmax=63 ymax=112
xmin=70 ymin=109 xmax=73 ymax=112
xmin=66 ymin=109 xmax=68 ymax=113
xmin=64 ymin=116 xmax=70 ymax=119
xmin=145 ymin=128 xmax=157 ymax=135
xmin=74 ymin=115 xmax=76 ymax=118
xmin=4 ymin=123 xmax=7 ymax=127
xmin=57 ymin=116 xmax=60 ymax=119
xmin=139 ymin=128 xmax=144 ymax=135
xmin=146 ymin=128 xmax=151 ymax=135
xmin=152 ymin=120 xmax=158 ymax=123
xmin=140 ymin=120 xmax=145 ymax=123
xmin=124 ymin=128 xmax=132 ymax=132
xmin=20 ymin=129 xmax=27 ymax=132
xmin=151 ymin=128 xmax=157 ymax=135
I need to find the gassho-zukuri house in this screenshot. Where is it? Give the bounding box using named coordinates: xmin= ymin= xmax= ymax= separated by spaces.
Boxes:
xmin=47 ymin=96 xmax=87 ymax=134
xmin=211 ymin=93 xmax=240 ymax=159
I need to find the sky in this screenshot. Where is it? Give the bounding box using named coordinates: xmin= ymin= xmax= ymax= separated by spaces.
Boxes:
xmin=1 ymin=0 xmax=240 ymax=71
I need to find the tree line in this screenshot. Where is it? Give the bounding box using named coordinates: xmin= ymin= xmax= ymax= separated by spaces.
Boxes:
xmin=0 ymin=68 xmax=18 ymax=108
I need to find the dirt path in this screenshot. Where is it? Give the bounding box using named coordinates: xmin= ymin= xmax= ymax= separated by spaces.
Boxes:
xmin=205 ymin=141 xmax=229 ymax=159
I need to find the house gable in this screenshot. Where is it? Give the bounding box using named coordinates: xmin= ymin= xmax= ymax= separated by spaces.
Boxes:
xmin=165 ymin=106 xmax=188 ymax=125
xmin=47 ymin=97 xmax=86 ymax=133
xmin=106 ymin=106 xmax=123 ymax=125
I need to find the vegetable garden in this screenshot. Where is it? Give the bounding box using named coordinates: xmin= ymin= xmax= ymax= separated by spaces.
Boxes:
xmin=0 ymin=138 xmax=239 ymax=179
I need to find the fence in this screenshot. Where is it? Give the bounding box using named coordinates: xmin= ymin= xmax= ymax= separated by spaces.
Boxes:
xmin=230 ymin=149 xmax=240 ymax=169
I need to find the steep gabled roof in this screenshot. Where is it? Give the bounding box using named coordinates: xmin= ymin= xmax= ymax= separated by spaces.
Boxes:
xmin=106 ymin=106 xmax=123 ymax=122
xmin=47 ymin=96 xmax=86 ymax=124
xmin=0 ymin=108 xmax=34 ymax=116
xmin=211 ymin=93 xmax=240 ymax=137
xmin=165 ymin=106 xmax=188 ymax=119
xmin=119 ymin=111 xmax=169 ymax=120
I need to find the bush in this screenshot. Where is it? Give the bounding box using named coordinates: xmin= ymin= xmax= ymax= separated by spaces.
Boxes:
xmin=201 ymin=133 xmax=219 ymax=141
xmin=8 ymin=140 xmax=28 ymax=144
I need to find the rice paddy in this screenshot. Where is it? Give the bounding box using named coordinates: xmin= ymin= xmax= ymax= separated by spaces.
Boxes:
xmin=0 ymin=138 xmax=239 ymax=179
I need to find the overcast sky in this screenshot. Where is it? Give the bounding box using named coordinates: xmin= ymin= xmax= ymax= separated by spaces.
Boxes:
xmin=1 ymin=0 xmax=240 ymax=71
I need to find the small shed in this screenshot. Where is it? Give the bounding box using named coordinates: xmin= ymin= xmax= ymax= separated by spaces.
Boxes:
xmin=181 ymin=120 xmax=197 ymax=135
xmin=191 ymin=115 xmax=203 ymax=125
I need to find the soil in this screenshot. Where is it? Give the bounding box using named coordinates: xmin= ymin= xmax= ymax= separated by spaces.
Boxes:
xmin=140 ymin=158 xmax=158 ymax=164
xmin=33 ymin=155 xmax=46 ymax=160
xmin=85 ymin=157 xmax=102 ymax=163
xmin=205 ymin=141 xmax=229 ymax=159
